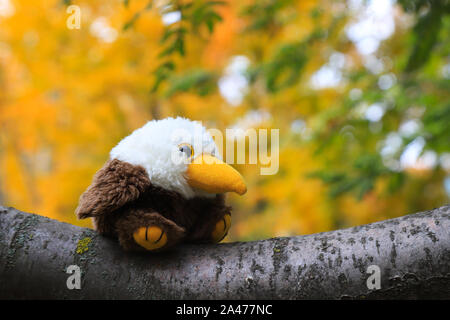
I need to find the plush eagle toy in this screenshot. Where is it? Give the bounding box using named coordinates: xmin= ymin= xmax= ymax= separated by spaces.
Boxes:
xmin=75 ymin=117 xmax=246 ymax=251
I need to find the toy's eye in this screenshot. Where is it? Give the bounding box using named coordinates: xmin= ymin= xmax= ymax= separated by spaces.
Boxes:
xmin=178 ymin=144 xmax=193 ymax=158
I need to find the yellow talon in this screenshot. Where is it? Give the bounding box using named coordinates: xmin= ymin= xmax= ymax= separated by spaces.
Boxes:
xmin=133 ymin=226 xmax=167 ymax=251
xmin=211 ymin=214 xmax=231 ymax=243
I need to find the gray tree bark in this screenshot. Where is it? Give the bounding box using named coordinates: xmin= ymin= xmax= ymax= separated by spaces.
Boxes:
xmin=0 ymin=205 xmax=449 ymax=299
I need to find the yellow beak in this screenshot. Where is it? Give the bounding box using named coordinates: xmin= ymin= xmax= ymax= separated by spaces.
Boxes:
xmin=186 ymin=154 xmax=247 ymax=195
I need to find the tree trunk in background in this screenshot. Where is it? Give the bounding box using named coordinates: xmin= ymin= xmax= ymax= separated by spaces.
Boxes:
xmin=0 ymin=205 xmax=449 ymax=299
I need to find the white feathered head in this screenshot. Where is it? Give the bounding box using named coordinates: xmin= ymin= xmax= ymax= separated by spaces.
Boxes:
xmin=110 ymin=117 xmax=246 ymax=199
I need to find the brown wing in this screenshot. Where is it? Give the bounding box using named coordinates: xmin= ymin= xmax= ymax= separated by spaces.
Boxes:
xmin=75 ymin=159 xmax=151 ymax=219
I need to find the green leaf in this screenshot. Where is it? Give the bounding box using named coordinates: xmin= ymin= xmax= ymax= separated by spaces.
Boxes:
xmin=405 ymin=2 xmax=446 ymax=72
xmin=164 ymin=69 xmax=217 ymax=97
xmin=264 ymin=42 xmax=308 ymax=92
xmin=151 ymin=61 xmax=176 ymax=92
xmin=160 ymin=27 xmax=187 ymax=44
xmin=123 ymin=12 xmax=141 ymax=31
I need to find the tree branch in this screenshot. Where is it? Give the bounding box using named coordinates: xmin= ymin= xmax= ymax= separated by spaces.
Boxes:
xmin=0 ymin=205 xmax=449 ymax=299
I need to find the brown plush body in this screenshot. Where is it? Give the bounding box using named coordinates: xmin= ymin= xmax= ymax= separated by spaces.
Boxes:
xmin=76 ymin=159 xmax=231 ymax=251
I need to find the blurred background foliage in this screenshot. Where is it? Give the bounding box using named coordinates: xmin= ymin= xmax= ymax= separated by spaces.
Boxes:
xmin=0 ymin=0 xmax=448 ymax=241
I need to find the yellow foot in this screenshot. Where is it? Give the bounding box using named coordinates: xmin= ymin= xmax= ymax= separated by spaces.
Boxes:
xmin=211 ymin=214 xmax=231 ymax=243
xmin=133 ymin=226 xmax=167 ymax=251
